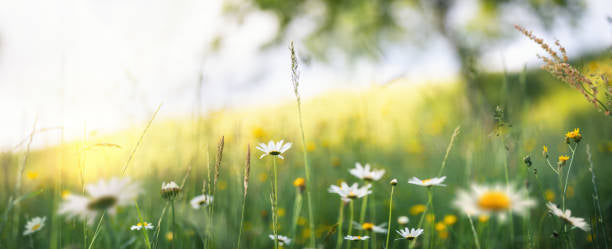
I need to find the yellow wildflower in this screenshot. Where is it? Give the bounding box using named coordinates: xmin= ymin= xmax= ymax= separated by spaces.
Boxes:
xmin=443 ymin=215 xmax=457 ymax=225
xmin=544 ymin=189 xmax=555 ymax=202
xmin=558 ymin=155 xmax=570 ymax=166
xmin=26 ymin=171 xmax=39 ymax=180
xmin=410 ymin=204 xmax=426 ymax=215
xmin=435 ymin=222 xmax=446 ymax=232
xmin=478 ymin=215 xmax=490 ymax=223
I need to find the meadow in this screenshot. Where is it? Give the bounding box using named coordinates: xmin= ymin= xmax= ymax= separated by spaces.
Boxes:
xmin=1 ymin=32 xmax=611 ymax=249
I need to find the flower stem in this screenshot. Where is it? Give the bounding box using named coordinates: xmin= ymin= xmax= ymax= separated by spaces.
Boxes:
xmin=171 ymin=201 xmax=176 ymax=249
xmin=273 ymin=157 xmax=279 ymax=249
xmin=290 ymin=190 xmax=303 ymax=249
xmin=347 ymin=201 xmax=355 ymax=249
xmin=385 ymin=185 xmax=395 ymax=249
xmin=359 ymin=195 xmax=368 ymax=230
xmin=236 ymin=194 xmax=247 ymax=249
xmin=336 ymin=201 xmax=345 ymax=249
xmin=466 ymin=214 xmax=482 ymax=249
xmin=135 ymin=201 xmax=152 ymax=249
xmin=412 ymin=189 xmax=432 ymax=248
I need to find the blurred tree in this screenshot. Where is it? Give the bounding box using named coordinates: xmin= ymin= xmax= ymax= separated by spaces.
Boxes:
xmin=223 ymin=0 xmax=584 ymax=119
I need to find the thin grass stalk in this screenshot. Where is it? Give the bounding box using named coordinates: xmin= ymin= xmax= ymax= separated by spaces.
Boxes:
xmin=153 ymin=204 xmax=169 ymax=249
xmin=562 ymin=144 xmax=578 ymax=210
xmin=121 ymin=103 xmax=161 ymax=175
xmin=437 ymin=126 xmax=460 ymax=177
xmin=236 ymin=145 xmax=251 ymax=249
xmin=336 ymin=201 xmax=345 ymax=249
xmin=359 ymin=195 xmax=368 ymax=230
xmin=171 ymin=201 xmax=176 ymax=249
xmin=208 ymin=136 xmax=224 ymax=249
xmin=586 ymin=144 xmax=609 ymax=249
xmin=135 ymin=201 xmax=152 ymax=249
xmin=272 ymin=157 xmax=279 ymax=249
xmin=412 ymin=189 xmax=432 ymax=248
xmin=347 ymin=201 xmax=355 ymax=249
xmin=87 ymin=212 xmax=106 ymax=249
xmin=289 ymin=41 xmax=316 ymax=248
xmin=385 ymin=184 xmax=395 ymax=249
xmin=466 ymin=214 xmax=482 ymax=249
xmin=290 ymin=189 xmax=303 ymax=249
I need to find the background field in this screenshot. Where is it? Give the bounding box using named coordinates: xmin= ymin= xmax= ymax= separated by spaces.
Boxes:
xmin=1 ymin=52 xmax=611 ymax=249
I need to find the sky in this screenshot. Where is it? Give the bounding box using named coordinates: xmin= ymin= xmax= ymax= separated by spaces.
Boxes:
xmin=0 ymin=0 xmax=610 ymax=149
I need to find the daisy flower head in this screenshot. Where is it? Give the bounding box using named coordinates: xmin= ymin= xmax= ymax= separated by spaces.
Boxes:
xmin=546 ymin=202 xmax=590 ymax=231
xmin=268 ymin=234 xmax=292 ymax=246
xmin=345 ymin=235 xmax=370 ymax=241
xmin=350 ymin=163 xmax=385 ymax=181
xmin=130 ymin=221 xmax=154 ymax=231
xmin=328 ymin=182 xmax=372 ymax=202
xmin=23 ymin=216 xmax=46 ymax=236
xmin=397 ymin=216 xmax=410 ymax=225
xmin=353 ymin=222 xmax=387 ymax=234
xmin=161 ymin=181 xmax=181 ymax=201
xmin=453 ymin=184 xmax=535 ymax=222
xmin=58 ymin=177 xmax=140 ymax=224
xmin=190 ymin=194 xmax=213 ymax=209
xmin=257 ymin=140 xmax=292 ymax=159
xmin=396 ymin=227 xmax=424 ymax=240
xmin=408 ymin=176 xmax=446 ymax=187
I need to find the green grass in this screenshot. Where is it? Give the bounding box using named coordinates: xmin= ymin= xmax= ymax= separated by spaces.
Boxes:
xmin=1 ymin=66 xmax=611 ymax=249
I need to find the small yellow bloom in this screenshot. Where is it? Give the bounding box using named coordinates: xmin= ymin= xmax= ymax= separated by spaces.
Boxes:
xmin=26 ymin=171 xmax=39 ymax=180
xmin=166 ymin=232 xmax=174 ymax=241
xmin=478 ymin=215 xmax=490 ymax=223
xmin=567 ymin=186 xmax=575 ymax=198
xmin=61 ymin=190 xmax=71 ymax=199
xmin=587 ymin=234 xmax=593 ymax=243
xmin=410 ymin=204 xmax=426 ymax=215
xmin=443 ymin=215 xmax=457 ymax=226
xmin=544 ymin=189 xmax=555 ymax=202
xmin=565 ymin=128 xmax=582 ymax=143
xmin=426 ymin=214 xmax=435 ymax=223
xmin=558 ymin=155 xmax=570 ymax=166
xmin=278 ymin=208 xmax=286 ymax=217
xmin=293 ymin=177 xmax=305 ymax=188
xmin=306 ymin=142 xmax=316 ymax=152
xmin=297 ymin=217 xmax=307 ymax=226
xmin=542 ymin=145 xmax=549 ymax=158
xmin=438 ymin=230 xmax=449 ymax=239
xmin=251 ymin=127 xmax=267 ymax=139
xmin=435 ymin=222 xmax=446 ymax=232
xmin=258 ymin=173 xmax=268 ymax=182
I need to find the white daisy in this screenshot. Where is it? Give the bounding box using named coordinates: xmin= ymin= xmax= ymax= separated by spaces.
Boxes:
xmin=546 ymin=202 xmax=590 ymax=231
xmin=268 ymin=234 xmax=292 ymax=246
xmin=353 ymin=222 xmax=387 ymax=233
xmin=23 ymin=216 xmax=46 ymax=236
xmin=130 ymin=221 xmax=154 ymax=231
xmin=350 ymin=163 xmax=385 ymax=181
xmin=345 ymin=235 xmax=370 ymax=240
xmin=397 ymin=216 xmax=410 ymax=225
xmin=408 ymin=176 xmax=446 ymax=187
xmin=396 ymin=227 xmax=424 ymax=240
xmin=161 ymin=181 xmax=181 ymax=200
xmin=58 ymin=177 xmax=140 ymax=224
xmin=453 ymin=184 xmax=535 ymax=222
xmin=328 ymin=182 xmax=372 ymax=202
xmin=256 ymin=140 xmax=292 ymax=159
xmin=190 ymin=194 xmax=214 ymax=209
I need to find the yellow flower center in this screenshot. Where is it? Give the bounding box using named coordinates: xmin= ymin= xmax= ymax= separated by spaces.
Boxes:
xmin=361 ymin=222 xmax=374 ymax=231
xmin=32 ymin=224 xmax=41 ymax=231
xmin=347 ymin=192 xmax=357 ymax=198
xmin=477 ymin=191 xmax=511 ymax=211
xmin=421 ymin=179 xmax=431 ymax=185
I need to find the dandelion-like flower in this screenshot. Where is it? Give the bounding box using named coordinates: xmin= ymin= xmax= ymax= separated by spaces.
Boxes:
xmin=58 ymin=177 xmax=140 ymax=224
xmin=558 ymin=156 xmax=570 ymax=167
xmin=328 ymin=182 xmax=372 ymax=202
xmin=397 ymin=216 xmax=409 ymax=225
xmin=453 ymin=184 xmax=535 ymax=222
xmin=396 ymin=228 xmax=423 ymax=240
xmin=408 ymin=176 xmax=446 ymax=187
xmin=565 ymin=128 xmax=582 ymax=143
xmin=349 ymin=163 xmax=385 ymax=181
xmin=161 ymin=181 xmax=181 ymax=201
xmin=190 ymin=194 xmax=213 ymax=209
xmin=353 ymin=222 xmax=387 ymax=233
xmin=345 ymin=235 xmax=370 ymax=241
xmin=256 ymin=140 xmax=292 ymax=159
xmin=23 ymin=216 xmax=45 ymax=236
xmin=130 ymin=221 xmax=154 ymax=231
xmin=268 ymin=234 xmax=292 ymax=246
xmin=293 ymin=177 xmax=306 ymax=192
xmin=546 ymin=202 xmax=590 ymax=231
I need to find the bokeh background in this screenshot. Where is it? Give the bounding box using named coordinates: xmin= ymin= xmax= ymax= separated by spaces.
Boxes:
xmin=1 ymin=0 xmax=611 ymax=249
